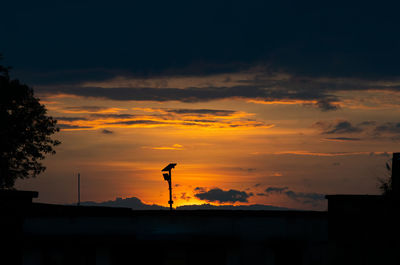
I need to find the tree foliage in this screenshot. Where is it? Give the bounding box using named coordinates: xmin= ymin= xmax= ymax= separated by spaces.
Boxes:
xmin=0 ymin=56 xmax=60 ymax=189
xmin=378 ymin=161 xmax=393 ymax=196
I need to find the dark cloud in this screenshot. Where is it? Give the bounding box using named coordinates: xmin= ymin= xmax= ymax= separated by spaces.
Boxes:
xmin=265 ymin=187 xmax=325 ymax=206
xmin=180 ymin=193 xmax=191 ymax=201
xmin=63 ymin=106 xmax=120 ymax=113
xmin=58 ymin=124 xmax=92 ymax=130
xmin=227 ymin=167 xmax=257 ymax=173
xmin=284 ymin=191 xmax=325 ymax=204
xmin=314 ymin=119 xmax=400 ymax=139
xmin=90 ymin=114 xmax=135 ymax=119
xmin=325 ymin=137 xmax=361 ymax=141
xmin=165 ymin=109 xmax=236 ymax=116
xmin=374 ymin=122 xmax=400 ymax=134
xmin=314 ymin=120 xmax=363 ymax=134
xmin=4 ymin=1 xmax=400 ymax=114
xmin=54 ymin=116 xmax=87 ymax=121
xmin=4 ymin=0 xmax=400 ymax=82
xmin=185 ymin=119 xmax=219 ymax=123
xmin=36 ymin=84 xmax=337 ymax=110
xmin=194 ymin=188 xmax=253 ymax=203
xmin=265 ymin=187 xmax=288 ymax=193
xmin=194 ymin=187 xmax=206 ymax=193
xmin=35 ymin=73 xmax=400 ymax=111
xmin=315 ymin=98 xmax=340 ymax=111
xmin=32 ymin=74 xmax=400 ymax=111
xmin=101 ymin=129 xmax=113 ymax=134
xmin=107 ymin=120 xmax=166 ymax=125
xmin=324 ymin=121 xmax=362 ymax=134
xmin=358 ymin=121 xmax=377 ymax=127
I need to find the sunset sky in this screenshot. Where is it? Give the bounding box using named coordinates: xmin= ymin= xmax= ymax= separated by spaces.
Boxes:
xmin=2 ymin=0 xmax=400 ymax=210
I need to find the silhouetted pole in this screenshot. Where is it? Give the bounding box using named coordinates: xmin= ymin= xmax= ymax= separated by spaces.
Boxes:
xmin=392 ymin=153 xmax=400 ymax=200
xmin=168 ymin=169 xmax=173 ymax=211
xmin=77 ymin=173 xmax=80 ymax=206
xmin=162 ymin=163 xmax=177 ymax=211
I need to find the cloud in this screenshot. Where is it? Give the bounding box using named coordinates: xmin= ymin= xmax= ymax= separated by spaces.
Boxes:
xmin=58 ymin=124 xmax=93 ymax=130
xmin=149 ymin=144 xmax=184 ymax=150
xmin=264 ymin=187 xmax=325 ymax=206
xmin=62 ymin=106 xmax=126 ymax=114
xmin=35 ymin=72 xmax=400 ymax=112
xmin=324 ymin=137 xmax=361 ymax=141
xmin=180 ymin=192 xmax=191 ymax=201
xmin=265 ymin=187 xmax=288 ymax=193
xmin=374 ymin=122 xmax=400 ymax=134
xmin=54 ymin=107 xmax=273 ymax=130
xmin=252 ymin=150 xmax=391 ymax=157
xmin=90 ymin=114 xmax=136 ymax=119
xmin=54 ymin=116 xmax=88 ymax=122
xmin=164 ymin=109 xmax=236 ymax=116
xmin=37 ymin=83 xmax=340 ymax=111
xmin=314 ymin=120 xmax=362 ymax=134
xmin=284 ymin=191 xmax=325 ymax=204
xmin=313 ymin=119 xmax=400 ymax=139
xmin=313 ymin=119 xmax=400 ymax=140
xmin=194 ymin=188 xmax=253 ymax=203
xmin=194 ymin=187 xmax=206 ymax=193
xmin=5 ymin=0 xmax=400 ymax=115
xmin=271 ymin=151 xmax=371 ymax=157
xmin=107 ymin=120 xmax=166 ymax=125
xmin=358 ymin=121 xmax=377 ymax=127
xmin=326 ymin=121 xmax=362 ymax=134
xmin=101 ymin=129 xmax=114 ymax=134
xmin=315 ymin=98 xmax=340 ymax=111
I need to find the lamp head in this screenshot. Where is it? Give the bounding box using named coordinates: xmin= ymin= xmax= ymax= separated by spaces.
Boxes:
xmin=163 ymin=173 xmax=170 ymax=181
xmin=162 ymin=163 xmax=177 ymax=172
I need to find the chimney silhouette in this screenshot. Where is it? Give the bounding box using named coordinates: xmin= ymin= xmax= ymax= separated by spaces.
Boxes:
xmin=392 ymin=153 xmax=400 ymax=198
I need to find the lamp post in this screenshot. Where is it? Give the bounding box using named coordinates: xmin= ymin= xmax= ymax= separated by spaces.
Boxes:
xmin=162 ymin=163 xmax=177 ymax=211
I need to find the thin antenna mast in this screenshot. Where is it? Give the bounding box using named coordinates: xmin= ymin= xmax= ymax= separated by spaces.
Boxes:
xmin=77 ymin=173 xmax=80 ymax=206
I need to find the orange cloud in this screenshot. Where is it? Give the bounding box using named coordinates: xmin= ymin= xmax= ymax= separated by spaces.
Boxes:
xmin=149 ymin=144 xmax=184 ymax=150
xmin=55 ymin=107 xmax=274 ymax=131
xmin=271 ymin=151 xmax=386 ymax=157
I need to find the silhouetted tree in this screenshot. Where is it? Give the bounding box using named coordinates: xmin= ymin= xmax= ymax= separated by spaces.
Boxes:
xmin=0 ymin=55 xmax=60 ymax=189
xmin=378 ymin=160 xmax=392 ymax=196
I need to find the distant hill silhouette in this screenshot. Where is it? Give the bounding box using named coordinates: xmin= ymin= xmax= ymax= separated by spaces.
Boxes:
xmin=78 ymin=196 xmax=292 ymax=211
xmin=177 ymin=204 xmax=292 ymax=211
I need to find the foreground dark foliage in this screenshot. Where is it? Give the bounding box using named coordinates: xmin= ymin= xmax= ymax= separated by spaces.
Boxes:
xmin=0 ymin=55 xmax=60 ymax=188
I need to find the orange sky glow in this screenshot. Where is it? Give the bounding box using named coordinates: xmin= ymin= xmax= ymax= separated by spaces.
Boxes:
xmin=14 ymin=81 xmax=399 ymax=211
